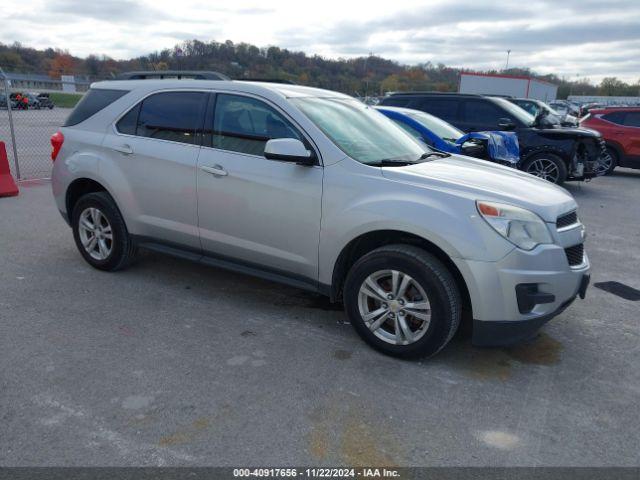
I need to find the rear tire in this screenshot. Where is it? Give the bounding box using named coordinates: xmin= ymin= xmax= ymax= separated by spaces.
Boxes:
xmin=522 ymin=153 xmax=567 ymax=185
xmin=343 ymin=245 xmax=461 ymax=359
xmin=71 ymin=192 xmax=136 ymax=271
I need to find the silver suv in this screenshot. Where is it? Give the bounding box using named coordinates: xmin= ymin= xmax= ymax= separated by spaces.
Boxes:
xmin=51 ymin=75 xmax=590 ymax=358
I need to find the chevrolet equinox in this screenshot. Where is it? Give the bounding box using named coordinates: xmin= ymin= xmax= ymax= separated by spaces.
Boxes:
xmin=51 ymin=75 xmax=590 ymax=358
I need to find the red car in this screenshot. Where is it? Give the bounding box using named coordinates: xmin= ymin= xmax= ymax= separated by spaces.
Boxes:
xmin=580 ymin=107 xmax=640 ymax=174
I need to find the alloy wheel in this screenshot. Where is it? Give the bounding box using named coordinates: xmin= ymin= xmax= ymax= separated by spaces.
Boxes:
xmin=78 ymin=207 xmax=113 ymax=260
xmin=357 ymin=269 xmax=432 ymax=345
xmin=526 ymin=158 xmax=560 ymax=183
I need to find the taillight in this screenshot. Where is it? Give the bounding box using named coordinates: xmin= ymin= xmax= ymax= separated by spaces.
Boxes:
xmin=51 ymin=131 xmax=64 ymax=161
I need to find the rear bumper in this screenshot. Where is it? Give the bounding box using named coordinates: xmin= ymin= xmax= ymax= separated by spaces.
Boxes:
xmin=472 ymin=273 xmax=589 ymax=346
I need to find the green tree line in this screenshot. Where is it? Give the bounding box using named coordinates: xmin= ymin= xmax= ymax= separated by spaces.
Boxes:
xmin=1 ymin=40 xmax=638 ymax=98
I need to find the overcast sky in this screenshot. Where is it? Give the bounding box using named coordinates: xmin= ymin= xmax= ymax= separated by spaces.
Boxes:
xmin=2 ymin=0 xmax=639 ymax=83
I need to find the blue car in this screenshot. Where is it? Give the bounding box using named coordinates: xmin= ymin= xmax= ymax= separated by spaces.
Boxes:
xmin=376 ymin=106 xmax=520 ymax=166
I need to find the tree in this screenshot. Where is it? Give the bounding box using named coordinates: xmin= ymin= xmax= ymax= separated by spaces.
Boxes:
xmin=48 ymin=52 xmax=76 ymax=78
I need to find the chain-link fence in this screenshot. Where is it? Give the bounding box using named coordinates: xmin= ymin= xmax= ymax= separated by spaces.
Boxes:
xmin=1 ymin=69 xmax=77 ymax=180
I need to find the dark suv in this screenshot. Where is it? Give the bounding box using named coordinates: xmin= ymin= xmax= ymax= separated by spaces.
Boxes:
xmin=380 ymin=93 xmax=606 ymax=184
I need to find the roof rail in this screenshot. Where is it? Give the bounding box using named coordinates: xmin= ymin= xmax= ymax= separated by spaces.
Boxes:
xmin=114 ymin=70 xmax=230 ymax=81
xmin=239 ymin=78 xmax=297 ymax=85
xmin=386 ymin=91 xmax=480 ymax=97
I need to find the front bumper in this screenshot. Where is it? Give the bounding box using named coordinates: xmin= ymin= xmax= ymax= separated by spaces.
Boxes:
xmin=452 ymin=242 xmax=590 ymax=346
xmin=473 ymin=273 xmax=589 ymax=346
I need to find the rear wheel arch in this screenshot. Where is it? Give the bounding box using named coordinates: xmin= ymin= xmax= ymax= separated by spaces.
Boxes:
xmin=66 ymin=178 xmax=110 ymax=218
xmin=330 ymin=230 xmax=472 ymax=323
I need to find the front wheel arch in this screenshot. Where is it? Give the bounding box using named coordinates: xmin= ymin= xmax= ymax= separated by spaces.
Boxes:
xmin=330 ymin=230 xmax=472 ymax=326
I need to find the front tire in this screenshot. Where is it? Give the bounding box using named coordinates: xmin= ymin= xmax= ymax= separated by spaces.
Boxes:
xmin=602 ymin=146 xmax=618 ymax=175
xmin=522 ymin=153 xmax=567 ymax=185
xmin=343 ymin=245 xmax=461 ymax=359
xmin=71 ymin=192 xmax=136 ymax=271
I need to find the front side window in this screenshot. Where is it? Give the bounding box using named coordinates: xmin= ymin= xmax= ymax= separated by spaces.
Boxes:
xmin=292 ymin=97 xmax=427 ymax=165
xmin=419 ymin=99 xmax=459 ymax=121
xmin=463 ymin=100 xmax=502 ymax=125
xmin=135 ymin=92 xmax=207 ymax=145
xmin=212 ymin=94 xmax=302 ymax=156
xmin=602 ymin=111 xmax=625 ymax=125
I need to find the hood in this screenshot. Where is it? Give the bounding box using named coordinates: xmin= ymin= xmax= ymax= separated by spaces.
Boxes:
xmin=535 ymin=125 xmax=601 ymax=138
xmin=381 ymin=155 xmax=576 ymax=222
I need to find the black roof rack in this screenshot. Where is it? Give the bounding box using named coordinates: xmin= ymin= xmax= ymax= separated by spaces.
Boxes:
xmin=239 ymin=78 xmax=297 ymax=85
xmin=114 ymin=70 xmax=230 ymax=81
xmin=386 ymin=91 xmax=482 ymax=97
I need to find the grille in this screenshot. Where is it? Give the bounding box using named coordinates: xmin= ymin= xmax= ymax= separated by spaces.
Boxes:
xmin=557 ymin=211 xmax=578 ymax=229
xmin=565 ymin=244 xmax=585 ymax=267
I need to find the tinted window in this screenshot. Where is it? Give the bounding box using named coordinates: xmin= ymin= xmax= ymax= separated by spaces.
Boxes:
xmin=137 ymin=92 xmax=206 ymax=145
xmin=463 ymin=100 xmax=502 ymax=125
xmin=64 ymin=88 xmax=128 ymax=126
xmin=380 ymin=97 xmax=411 ymax=107
xmin=602 ymin=111 xmax=626 ymax=125
xmin=419 ymin=99 xmax=459 ymax=121
xmin=623 ymin=112 xmax=640 ymax=127
xmin=116 ymin=103 xmax=140 ymax=135
xmin=213 ymin=94 xmax=301 ymax=156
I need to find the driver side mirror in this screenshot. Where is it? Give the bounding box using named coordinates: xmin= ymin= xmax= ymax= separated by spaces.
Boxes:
xmin=497 ymin=118 xmax=516 ymax=130
xmin=264 ymin=138 xmax=315 ymax=165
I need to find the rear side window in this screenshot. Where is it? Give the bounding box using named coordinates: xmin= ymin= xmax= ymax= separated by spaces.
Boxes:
xmin=137 ymin=92 xmax=207 ymax=144
xmin=418 ymin=99 xmax=460 ymax=121
xmin=623 ymin=112 xmax=640 ymax=127
xmin=211 ymin=94 xmax=301 ymax=156
xmin=602 ymin=111 xmax=626 ymax=125
xmin=64 ymin=88 xmax=128 ymax=126
xmin=118 ymin=92 xmax=207 ymax=145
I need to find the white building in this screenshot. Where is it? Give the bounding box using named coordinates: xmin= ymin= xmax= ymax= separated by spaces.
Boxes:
xmin=459 ymin=73 xmax=558 ymax=101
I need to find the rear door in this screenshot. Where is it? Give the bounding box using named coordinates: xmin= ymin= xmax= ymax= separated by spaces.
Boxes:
xmin=102 ymin=90 xmax=207 ymax=249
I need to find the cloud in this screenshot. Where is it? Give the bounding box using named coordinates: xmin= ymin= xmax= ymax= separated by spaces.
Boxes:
xmin=1 ymin=0 xmax=638 ymax=82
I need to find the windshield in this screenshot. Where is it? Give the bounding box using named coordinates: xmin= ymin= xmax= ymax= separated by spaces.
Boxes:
xmin=492 ymin=97 xmax=536 ymax=126
xmin=406 ymin=111 xmax=463 ymax=142
xmin=291 ymin=97 xmax=427 ymax=164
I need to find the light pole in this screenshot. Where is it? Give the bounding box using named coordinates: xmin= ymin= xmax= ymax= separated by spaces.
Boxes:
xmin=505 ymin=50 xmax=511 ymax=70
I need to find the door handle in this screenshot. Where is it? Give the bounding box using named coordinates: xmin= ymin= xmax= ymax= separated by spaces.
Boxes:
xmin=113 ymin=144 xmax=133 ymax=155
xmin=200 ymin=164 xmax=228 ymax=177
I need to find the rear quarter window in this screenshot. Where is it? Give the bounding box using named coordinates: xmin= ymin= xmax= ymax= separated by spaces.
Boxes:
xmin=63 ymin=89 xmax=129 ymax=127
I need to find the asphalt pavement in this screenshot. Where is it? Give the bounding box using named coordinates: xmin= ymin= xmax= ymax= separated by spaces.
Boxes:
xmin=0 ymin=172 xmax=639 ymax=466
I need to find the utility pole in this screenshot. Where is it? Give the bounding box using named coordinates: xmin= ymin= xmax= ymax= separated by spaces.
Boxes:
xmin=505 ymin=50 xmax=511 ymax=70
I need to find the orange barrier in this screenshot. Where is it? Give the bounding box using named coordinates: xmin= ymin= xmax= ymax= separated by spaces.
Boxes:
xmin=0 ymin=141 xmax=19 ymax=197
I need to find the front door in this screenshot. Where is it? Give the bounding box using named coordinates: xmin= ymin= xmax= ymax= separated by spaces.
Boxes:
xmin=196 ymin=93 xmax=323 ymax=284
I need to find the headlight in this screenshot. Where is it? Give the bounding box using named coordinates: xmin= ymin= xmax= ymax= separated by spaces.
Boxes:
xmin=477 ymin=201 xmax=552 ymax=251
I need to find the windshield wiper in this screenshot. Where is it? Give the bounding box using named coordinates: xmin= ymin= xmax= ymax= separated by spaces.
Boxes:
xmin=418 ymin=151 xmax=450 ymax=160
xmin=371 ymin=159 xmax=415 ymax=167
